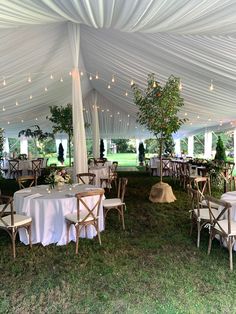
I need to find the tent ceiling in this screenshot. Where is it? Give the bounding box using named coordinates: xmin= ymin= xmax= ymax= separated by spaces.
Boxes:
xmin=0 ymin=0 xmax=236 ymax=139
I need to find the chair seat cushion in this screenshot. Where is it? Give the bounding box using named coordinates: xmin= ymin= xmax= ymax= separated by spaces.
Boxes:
xmin=0 ymin=214 xmax=32 ymax=228
xmin=103 ymin=198 xmax=123 ymax=208
xmin=193 ymin=207 xmax=219 ymax=220
xmin=65 ymin=213 xmax=95 ymax=224
xmin=214 ymin=219 xmax=236 ymax=235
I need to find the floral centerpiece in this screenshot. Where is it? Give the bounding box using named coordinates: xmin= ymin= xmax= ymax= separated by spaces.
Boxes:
xmin=46 ymin=169 xmax=71 ymax=189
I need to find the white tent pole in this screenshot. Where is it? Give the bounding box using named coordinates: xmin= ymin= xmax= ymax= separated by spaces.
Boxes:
xmin=204 ymin=131 xmax=212 ymax=159
xmin=174 ymin=139 xmax=181 ymax=157
xmin=91 ymin=90 xmax=100 ymax=158
xmin=68 ymin=22 xmax=88 ymax=175
xmin=20 ymin=136 xmax=28 ymax=155
xmin=188 ymin=135 xmax=194 ymax=157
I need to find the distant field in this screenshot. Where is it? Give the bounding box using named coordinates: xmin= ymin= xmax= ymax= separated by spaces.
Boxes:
xmin=47 ymin=153 xmax=139 ymax=167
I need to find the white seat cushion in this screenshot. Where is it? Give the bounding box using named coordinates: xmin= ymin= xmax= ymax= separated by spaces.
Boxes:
xmin=193 ymin=207 xmax=219 ymax=220
xmin=65 ymin=212 xmax=95 ymax=224
xmin=214 ymin=219 xmax=236 ymax=235
xmin=103 ymin=198 xmax=123 ymax=208
xmin=0 ymin=214 xmax=32 ymax=228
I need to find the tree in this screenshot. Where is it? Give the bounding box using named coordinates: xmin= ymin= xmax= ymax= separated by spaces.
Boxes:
xmin=18 ymin=125 xmax=54 ymax=156
xmin=112 ymin=139 xmax=129 ymax=153
xmin=132 ymin=73 xmax=186 ymax=183
xmin=100 ymin=139 xmax=105 ymax=159
xmin=47 ymin=104 xmax=73 ymax=166
xmin=215 ymin=136 xmax=226 ymax=162
xmin=138 ymin=142 xmax=145 ymax=165
xmin=58 ymin=143 xmax=64 ymax=164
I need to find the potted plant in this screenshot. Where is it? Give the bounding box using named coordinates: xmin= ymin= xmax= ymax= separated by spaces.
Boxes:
xmin=132 ymin=73 xmax=186 ymax=203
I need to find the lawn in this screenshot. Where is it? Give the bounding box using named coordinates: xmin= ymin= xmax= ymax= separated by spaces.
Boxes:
xmin=1 ymin=173 xmax=236 ymax=313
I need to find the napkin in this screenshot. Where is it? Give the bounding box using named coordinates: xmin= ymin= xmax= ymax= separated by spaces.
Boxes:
xmin=24 ymin=193 xmax=42 ymax=199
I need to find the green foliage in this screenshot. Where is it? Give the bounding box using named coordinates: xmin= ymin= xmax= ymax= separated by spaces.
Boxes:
xmin=132 ymin=73 xmax=186 ymax=181
xmin=0 ymin=128 xmax=4 ymax=157
xmin=112 ymin=139 xmax=129 ymax=153
xmin=18 ymin=125 xmax=54 ymax=141
xmin=215 ymin=136 xmax=226 ymax=162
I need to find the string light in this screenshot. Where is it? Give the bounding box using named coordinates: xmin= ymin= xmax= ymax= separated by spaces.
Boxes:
xmin=125 ymin=90 xmax=128 ymax=96
xmin=130 ymin=79 xmax=134 ymax=86
xmin=28 ymin=76 xmax=31 ymax=83
xmin=153 ymin=81 xmax=157 ymax=88
xmin=2 ymin=106 xmax=5 ymax=111
xmin=111 ymin=75 xmax=115 ymax=83
xmin=44 ymin=87 xmax=48 ymax=92
xmin=95 ymin=72 xmax=99 ymax=79
xmin=89 ymin=74 xmax=92 ymax=80
xmin=29 ymin=95 xmax=33 ymax=100
xmin=7 ymin=121 xmax=10 ymax=124
xmin=21 ymin=119 xmax=24 ymax=123
xmin=184 ymin=112 xmax=188 ymax=116
xmin=197 ymin=115 xmax=200 ymax=119
xmin=50 ymin=74 xmax=54 ymax=79
xmin=3 ymin=79 xmax=6 ymax=86
xmin=107 ymin=83 xmax=111 ymax=89
xmin=209 ymin=79 xmax=214 ymax=91
xmin=69 ymin=71 xmax=72 ymax=76
xmin=60 ymin=77 xmax=63 ymax=82
xmin=15 ymin=100 xmax=18 ymax=106
xmin=80 ymin=71 xmax=84 ymax=76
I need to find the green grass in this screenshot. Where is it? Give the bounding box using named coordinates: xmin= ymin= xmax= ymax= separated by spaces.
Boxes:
xmin=1 ymin=173 xmax=236 ymax=313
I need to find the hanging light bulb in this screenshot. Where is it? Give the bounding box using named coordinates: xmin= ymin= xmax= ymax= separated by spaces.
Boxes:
xmin=111 ymin=75 xmax=115 ymax=83
xmin=60 ymin=77 xmax=63 ymax=82
xmin=28 ymin=76 xmax=31 ymax=83
xmin=153 ymin=81 xmax=157 ymax=88
xmin=80 ymin=71 xmax=84 ymax=76
xmin=69 ymin=71 xmax=72 ymax=76
xmin=130 ymin=79 xmax=134 ymax=86
xmin=197 ymin=115 xmax=200 ymax=119
xmin=3 ymin=79 xmax=6 ymax=86
xmin=35 ymin=117 xmax=38 ymax=121
xmin=2 ymin=106 xmax=5 ymax=111
xmin=29 ymin=95 xmax=33 ymax=100
xmin=15 ymin=100 xmax=18 ymax=106
xmin=107 ymin=83 xmax=111 ymax=89
xmin=179 ymin=80 xmax=183 ymax=91
xmin=50 ymin=74 xmax=54 ymax=79
xmin=21 ymin=119 xmax=24 ymax=123
xmin=7 ymin=121 xmax=10 ymax=125
xmin=95 ymin=72 xmax=99 ymax=79
xmin=209 ymin=79 xmax=214 ymax=91
xmin=125 ymin=90 xmax=128 ymax=96
xmin=44 ymin=87 xmax=48 ymax=92
xmin=89 ymin=74 xmax=92 ymax=80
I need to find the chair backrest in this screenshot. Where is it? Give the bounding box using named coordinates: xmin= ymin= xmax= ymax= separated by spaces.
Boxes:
xmin=187 ymin=185 xmax=201 ymax=217
xmin=194 ymin=176 xmax=211 ymax=201
xmin=75 ymin=189 xmax=104 ymax=223
xmin=205 ymin=195 xmax=231 ymax=235
xmin=117 ymin=177 xmax=128 ymax=202
xmin=228 ymin=176 xmax=236 ymax=192
xmin=0 ymin=196 xmax=14 ymax=225
xmin=9 ymin=159 xmax=19 ymax=172
xmin=31 ymin=159 xmax=41 ymax=173
xmin=17 ymin=175 xmax=36 ymax=189
xmin=77 ymin=173 xmax=96 ymax=185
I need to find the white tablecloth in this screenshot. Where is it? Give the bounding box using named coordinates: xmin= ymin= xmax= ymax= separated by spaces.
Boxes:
xmin=220 ymin=191 xmax=236 ymax=250
xmin=14 ymin=184 xmax=105 ymax=246
xmin=89 ymin=166 xmax=109 ymax=187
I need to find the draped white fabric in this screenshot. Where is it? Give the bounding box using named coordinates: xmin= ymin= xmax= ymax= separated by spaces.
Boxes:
xmin=91 ymin=90 xmax=100 ymax=158
xmin=0 ymin=1 xmax=235 ymax=141
xmin=68 ymin=22 xmax=88 ymax=173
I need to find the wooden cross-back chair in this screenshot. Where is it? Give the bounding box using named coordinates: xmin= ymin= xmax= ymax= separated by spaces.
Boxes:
xmin=206 ymin=195 xmax=235 ymax=271
xmin=0 ymin=195 xmax=32 ymax=258
xmin=100 ymin=164 xmax=118 ymax=191
xmin=77 ymin=173 xmax=96 ymax=185
xmin=162 ymin=159 xmax=170 ymax=177
xmin=9 ymin=159 xmax=22 ymax=179
xmin=28 ymin=159 xmax=41 ymax=177
xmin=188 ymin=185 xmax=217 ymax=248
xmin=0 ymin=158 xmax=8 ymax=177
xmin=103 ymin=177 xmax=128 ymax=230
xmin=65 ymin=189 xmax=105 ymax=254
xmin=17 ymin=175 xmax=36 ymax=189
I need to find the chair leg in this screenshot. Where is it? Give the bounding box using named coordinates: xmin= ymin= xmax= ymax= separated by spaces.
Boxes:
xmin=229 ymin=237 xmax=233 ymax=271
xmin=197 ymin=222 xmax=201 ymax=248
xmin=121 ymin=206 xmax=125 ymax=230
xmin=66 ymin=221 xmax=70 ymax=255
xmin=96 ymin=223 xmax=101 ymax=245
xmin=208 ymin=230 xmax=213 ymax=255
xmin=28 ymin=224 xmax=32 ymax=249
xmin=75 ymin=225 xmax=80 ymax=255
xmin=11 ymin=229 xmax=16 ymax=259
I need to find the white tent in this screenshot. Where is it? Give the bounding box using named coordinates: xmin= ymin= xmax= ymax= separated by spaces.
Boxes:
xmin=0 ymin=0 xmax=236 ymax=142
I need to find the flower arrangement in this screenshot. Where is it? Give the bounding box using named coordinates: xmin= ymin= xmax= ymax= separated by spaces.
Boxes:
xmin=46 ymin=169 xmax=71 ymax=188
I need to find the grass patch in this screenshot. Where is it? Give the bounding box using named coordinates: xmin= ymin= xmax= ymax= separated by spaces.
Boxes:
xmin=1 ymin=172 xmax=236 ymax=313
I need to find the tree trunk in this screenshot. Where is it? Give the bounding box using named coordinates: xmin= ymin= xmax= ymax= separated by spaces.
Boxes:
xmin=159 ymin=137 xmax=163 ymax=183
xmin=68 ymin=134 xmax=72 ymax=167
